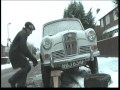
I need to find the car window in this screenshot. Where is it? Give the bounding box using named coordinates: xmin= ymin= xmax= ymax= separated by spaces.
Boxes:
xmin=43 ymin=19 xmax=84 ymax=37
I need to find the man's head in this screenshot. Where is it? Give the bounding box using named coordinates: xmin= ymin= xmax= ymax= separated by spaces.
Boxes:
xmin=25 ymin=22 xmax=35 ymax=35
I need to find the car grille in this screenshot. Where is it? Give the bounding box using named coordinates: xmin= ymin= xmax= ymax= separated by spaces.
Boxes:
xmin=52 ymin=50 xmax=65 ymax=60
xmin=63 ymin=32 xmax=77 ymax=55
xmin=51 ymin=33 xmax=90 ymax=60
xmin=79 ymin=46 xmax=90 ymax=54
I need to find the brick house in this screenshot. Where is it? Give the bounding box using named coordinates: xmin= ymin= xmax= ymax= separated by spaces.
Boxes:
xmin=94 ymin=6 xmax=118 ymax=56
xmin=94 ymin=6 xmax=118 ymax=40
xmin=99 ymin=6 xmax=118 ymax=39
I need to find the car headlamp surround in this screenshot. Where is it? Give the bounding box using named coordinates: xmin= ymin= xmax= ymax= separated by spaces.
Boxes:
xmin=42 ymin=38 xmax=52 ymax=50
xmin=86 ymin=29 xmax=96 ymax=42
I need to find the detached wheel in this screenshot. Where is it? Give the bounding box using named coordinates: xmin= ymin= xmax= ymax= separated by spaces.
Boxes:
xmin=84 ymin=73 xmax=111 ymax=87
xmin=41 ymin=65 xmax=51 ymax=87
xmin=88 ymin=57 xmax=98 ymax=74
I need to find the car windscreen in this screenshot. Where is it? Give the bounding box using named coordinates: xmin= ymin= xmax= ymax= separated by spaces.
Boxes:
xmin=43 ymin=20 xmax=84 ymax=37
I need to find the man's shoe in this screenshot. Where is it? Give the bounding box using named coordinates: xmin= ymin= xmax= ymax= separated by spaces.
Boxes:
xmin=8 ymin=78 xmax=16 ymax=88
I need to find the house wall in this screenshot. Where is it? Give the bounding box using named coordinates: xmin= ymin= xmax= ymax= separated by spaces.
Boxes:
xmin=100 ymin=7 xmax=118 ymax=31
xmin=95 ymin=7 xmax=118 ymax=41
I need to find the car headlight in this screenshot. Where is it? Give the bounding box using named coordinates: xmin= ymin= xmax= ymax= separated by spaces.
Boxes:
xmin=42 ymin=38 xmax=52 ymax=50
xmin=86 ymin=30 xmax=96 ymax=42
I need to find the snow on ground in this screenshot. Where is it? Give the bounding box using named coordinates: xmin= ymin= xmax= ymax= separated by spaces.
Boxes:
xmin=1 ymin=63 xmax=12 ymax=70
xmin=98 ymin=57 xmax=118 ymax=88
xmin=1 ymin=57 xmax=118 ymax=88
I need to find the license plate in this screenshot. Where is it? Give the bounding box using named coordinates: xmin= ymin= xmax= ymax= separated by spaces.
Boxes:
xmin=61 ymin=60 xmax=84 ymax=69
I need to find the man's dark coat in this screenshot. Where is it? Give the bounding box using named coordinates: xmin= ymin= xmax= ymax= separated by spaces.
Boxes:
xmin=9 ymin=28 xmax=36 ymax=69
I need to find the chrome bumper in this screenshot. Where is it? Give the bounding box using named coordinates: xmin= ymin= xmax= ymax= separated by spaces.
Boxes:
xmin=43 ymin=51 xmax=100 ymax=69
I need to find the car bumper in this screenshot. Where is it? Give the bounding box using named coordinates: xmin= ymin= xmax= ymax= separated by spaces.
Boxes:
xmin=43 ymin=51 xmax=100 ymax=69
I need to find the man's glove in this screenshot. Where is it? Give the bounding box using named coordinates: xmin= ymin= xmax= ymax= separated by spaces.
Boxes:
xmin=32 ymin=57 xmax=38 ymax=67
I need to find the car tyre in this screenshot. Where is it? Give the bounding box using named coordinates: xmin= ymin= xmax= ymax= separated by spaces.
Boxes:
xmin=88 ymin=57 xmax=98 ymax=74
xmin=41 ymin=65 xmax=51 ymax=87
xmin=84 ymin=73 xmax=111 ymax=87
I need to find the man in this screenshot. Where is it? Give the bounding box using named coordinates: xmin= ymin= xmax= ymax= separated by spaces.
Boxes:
xmin=8 ymin=22 xmax=38 ymax=88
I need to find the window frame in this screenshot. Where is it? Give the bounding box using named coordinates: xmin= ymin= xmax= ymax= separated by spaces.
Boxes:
xmin=105 ymin=15 xmax=110 ymax=25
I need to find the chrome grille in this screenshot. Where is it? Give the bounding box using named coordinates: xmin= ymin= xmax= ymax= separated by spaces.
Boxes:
xmin=52 ymin=50 xmax=65 ymax=60
xmin=79 ymin=46 xmax=90 ymax=54
xmin=63 ymin=33 xmax=77 ymax=55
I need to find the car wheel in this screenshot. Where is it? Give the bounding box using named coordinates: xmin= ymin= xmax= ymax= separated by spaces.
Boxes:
xmin=41 ymin=65 xmax=51 ymax=87
xmin=88 ymin=57 xmax=98 ymax=74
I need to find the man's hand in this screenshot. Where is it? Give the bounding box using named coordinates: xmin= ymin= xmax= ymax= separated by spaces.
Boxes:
xmin=32 ymin=58 xmax=38 ymax=67
xmin=33 ymin=61 xmax=38 ymax=67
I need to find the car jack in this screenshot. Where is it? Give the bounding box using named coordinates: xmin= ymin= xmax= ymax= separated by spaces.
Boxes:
xmin=51 ymin=70 xmax=63 ymax=87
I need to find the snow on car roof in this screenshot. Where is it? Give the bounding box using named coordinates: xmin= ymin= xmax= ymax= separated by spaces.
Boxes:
xmin=43 ymin=18 xmax=84 ymax=30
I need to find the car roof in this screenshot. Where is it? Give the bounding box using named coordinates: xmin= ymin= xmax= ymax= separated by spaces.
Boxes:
xmin=43 ymin=18 xmax=84 ymax=30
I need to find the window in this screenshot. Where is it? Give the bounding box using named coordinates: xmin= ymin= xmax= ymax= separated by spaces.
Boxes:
xmin=101 ymin=19 xmax=104 ymax=27
xmin=113 ymin=9 xmax=118 ymax=20
xmin=105 ymin=15 xmax=110 ymax=25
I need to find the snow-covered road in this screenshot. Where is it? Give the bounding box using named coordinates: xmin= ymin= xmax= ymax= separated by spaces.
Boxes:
xmin=1 ymin=57 xmax=118 ymax=88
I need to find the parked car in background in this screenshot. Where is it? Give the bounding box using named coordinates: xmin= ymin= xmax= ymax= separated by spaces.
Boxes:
xmin=40 ymin=18 xmax=100 ymax=87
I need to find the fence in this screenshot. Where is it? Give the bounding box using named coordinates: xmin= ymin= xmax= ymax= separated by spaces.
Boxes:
xmin=97 ymin=36 xmax=118 ymax=57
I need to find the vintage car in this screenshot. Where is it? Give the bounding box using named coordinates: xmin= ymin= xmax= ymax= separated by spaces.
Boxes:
xmin=40 ymin=18 xmax=100 ymax=87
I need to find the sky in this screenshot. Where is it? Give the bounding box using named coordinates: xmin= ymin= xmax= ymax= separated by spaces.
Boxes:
xmin=1 ymin=57 xmax=118 ymax=87
xmin=1 ymin=0 xmax=115 ymax=48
